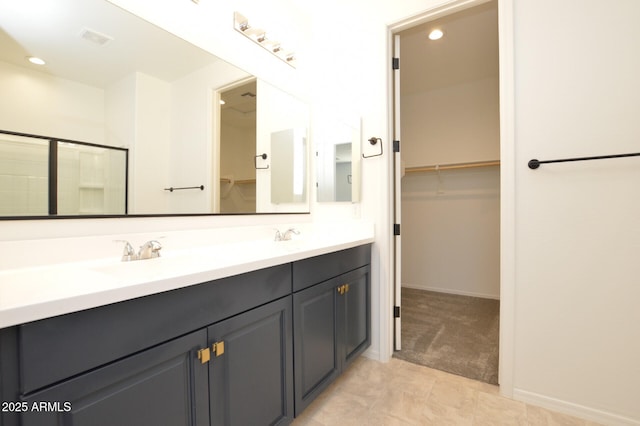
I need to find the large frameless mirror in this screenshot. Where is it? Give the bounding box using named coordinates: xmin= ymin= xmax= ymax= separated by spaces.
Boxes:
xmin=0 ymin=0 xmax=309 ymax=218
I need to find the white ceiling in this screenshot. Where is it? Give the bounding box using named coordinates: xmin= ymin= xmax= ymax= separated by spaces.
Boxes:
xmin=398 ymin=0 xmax=498 ymax=95
xmin=0 ymin=0 xmax=222 ymax=88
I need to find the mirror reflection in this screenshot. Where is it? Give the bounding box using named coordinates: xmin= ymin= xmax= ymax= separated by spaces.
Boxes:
xmin=0 ymin=131 xmax=128 ymax=216
xmin=219 ymin=80 xmax=257 ymax=213
xmin=0 ymin=0 xmax=309 ymax=218
xmin=316 ymin=118 xmax=361 ymax=203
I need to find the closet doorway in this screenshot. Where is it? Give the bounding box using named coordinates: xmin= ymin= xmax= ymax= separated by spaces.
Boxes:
xmin=392 ymin=0 xmax=501 ymax=385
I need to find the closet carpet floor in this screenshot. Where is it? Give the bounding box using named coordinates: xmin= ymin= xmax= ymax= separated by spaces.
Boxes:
xmin=394 ymin=288 xmax=499 ymax=385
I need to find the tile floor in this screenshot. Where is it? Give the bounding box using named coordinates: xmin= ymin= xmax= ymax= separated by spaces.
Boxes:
xmin=291 ymin=357 xmax=601 ymax=426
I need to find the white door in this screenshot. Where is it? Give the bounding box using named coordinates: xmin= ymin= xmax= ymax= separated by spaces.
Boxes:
xmin=393 ymin=34 xmax=402 ymax=350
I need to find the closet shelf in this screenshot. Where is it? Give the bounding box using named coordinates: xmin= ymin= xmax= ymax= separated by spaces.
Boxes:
xmin=405 ymin=160 xmax=500 ymax=174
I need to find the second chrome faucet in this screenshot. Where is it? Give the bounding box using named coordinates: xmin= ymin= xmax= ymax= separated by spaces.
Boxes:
xmin=274 ymin=228 xmax=300 ymax=241
xmin=118 ymin=240 xmax=162 ymax=262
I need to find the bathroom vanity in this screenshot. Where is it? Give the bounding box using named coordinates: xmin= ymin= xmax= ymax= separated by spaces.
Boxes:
xmin=0 ymin=241 xmax=371 ymax=426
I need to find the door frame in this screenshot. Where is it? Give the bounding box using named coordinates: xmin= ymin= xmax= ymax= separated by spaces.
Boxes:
xmin=387 ymin=0 xmax=515 ymax=395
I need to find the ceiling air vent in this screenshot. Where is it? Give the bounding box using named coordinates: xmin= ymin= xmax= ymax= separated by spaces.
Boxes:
xmin=79 ymin=28 xmax=114 ymax=46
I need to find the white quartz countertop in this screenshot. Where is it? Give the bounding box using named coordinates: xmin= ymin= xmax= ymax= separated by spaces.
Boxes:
xmin=0 ymin=223 xmax=374 ymax=328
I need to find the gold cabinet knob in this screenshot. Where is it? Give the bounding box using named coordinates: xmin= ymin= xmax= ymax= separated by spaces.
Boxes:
xmin=337 ymin=284 xmax=350 ymax=295
xmin=197 ymin=347 xmax=211 ymax=364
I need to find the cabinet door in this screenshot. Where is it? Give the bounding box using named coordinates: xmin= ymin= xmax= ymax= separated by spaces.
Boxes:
xmin=292 ymin=278 xmax=339 ymax=416
xmin=21 ymin=330 xmax=210 ymax=426
xmin=339 ymin=265 xmax=371 ymax=368
xmin=208 ymin=296 xmax=293 ymax=426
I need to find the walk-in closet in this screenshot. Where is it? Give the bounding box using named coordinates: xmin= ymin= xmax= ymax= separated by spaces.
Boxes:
xmin=395 ymin=0 xmax=500 ymax=384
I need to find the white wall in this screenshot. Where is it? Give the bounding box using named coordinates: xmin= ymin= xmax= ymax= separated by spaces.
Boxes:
xmin=105 ymin=72 xmax=172 ymax=214
xmin=105 ymin=73 xmax=137 ymax=209
xmin=401 ymin=167 xmax=500 ymax=298
xmin=133 ymin=73 xmax=172 ymax=214
xmin=401 ymin=76 xmax=500 ymax=165
xmin=512 ymin=0 xmax=640 ymax=423
xmin=0 ymin=61 xmax=105 ymax=143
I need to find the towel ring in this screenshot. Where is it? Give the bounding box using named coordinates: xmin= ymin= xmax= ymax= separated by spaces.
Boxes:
xmin=362 ymin=137 xmax=383 ymax=158
xmin=255 ymin=153 xmax=269 ymax=169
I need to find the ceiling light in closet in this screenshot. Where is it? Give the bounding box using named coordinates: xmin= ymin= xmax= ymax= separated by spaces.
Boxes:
xmin=428 ymin=29 xmax=444 ymax=40
xmin=27 ymin=56 xmax=46 ymax=65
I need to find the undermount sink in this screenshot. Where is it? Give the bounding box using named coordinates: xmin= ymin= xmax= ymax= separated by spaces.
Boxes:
xmin=91 ymin=240 xmax=280 ymax=282
xmin=91 ymin=253 xmax=212 ymax=282
xmin=89 ymin=233 xmax=343 ymax=284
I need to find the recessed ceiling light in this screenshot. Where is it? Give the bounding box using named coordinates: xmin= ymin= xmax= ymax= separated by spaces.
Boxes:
xmin=219 ymin=99 xmax=226 ymax=105
xmin=428 ymin=29 xmax=444 ymax=41
xmin=27 ymin=56 xmax=46 ymax=65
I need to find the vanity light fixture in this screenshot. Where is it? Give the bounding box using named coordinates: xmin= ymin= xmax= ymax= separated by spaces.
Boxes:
xmin=233 ymin=11 xmax=296 ymax=68
xmin=238 ymin=20 xmax=250 ymax=32
xmin=27 ymin=56 xmax=46 ymax=65
xmin=428 ymin=29 xmax=444 ymax=40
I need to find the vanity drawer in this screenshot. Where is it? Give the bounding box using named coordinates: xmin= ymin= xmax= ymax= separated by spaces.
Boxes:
xmin=18 ymin=263 xmax=291 ymax=394
xmin=292 ymin=244 xmax=371 ymax=292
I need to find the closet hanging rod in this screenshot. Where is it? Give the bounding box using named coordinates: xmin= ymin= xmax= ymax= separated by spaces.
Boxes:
xmin=405 ymin=160 xmax=500 ymax=174
xmin=528 ymin=152 xmax=640 ymax=169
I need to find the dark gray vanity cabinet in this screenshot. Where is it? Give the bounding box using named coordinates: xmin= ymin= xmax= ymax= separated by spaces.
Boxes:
xmin=17 ymin=295 xmax=295 ymax=426
xmin=340 ymin=266 xmax=371 ymax=366
xmin=292 ymin=246 xmax=371 ymax=415
xmin=292 ymin=277 xmax=340 ymax=414
xmin=0 ymin=264 xmax=292 ymax=426
xmin=20 ymin=330 xmax=210 ymax=426
xmin=0 ymin=244 xmax=371 ymax=426
xmin=208 ymin=296 xmax=293 ymax=426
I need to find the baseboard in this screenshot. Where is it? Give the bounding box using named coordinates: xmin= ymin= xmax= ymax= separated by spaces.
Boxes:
xmin=363 ymin=348 xmax=381 ymax=362
xmin=402 ymin=283 xmax=500 ymax=300
xmin=513 ymin=388 xmax=640 ymax=426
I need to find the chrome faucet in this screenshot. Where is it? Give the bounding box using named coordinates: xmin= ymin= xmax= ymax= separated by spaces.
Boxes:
xmin=117 ymin=239 xmax=162 ymax=261
xmin=118 ymin=240 xmax=137 ymax=262
xmin=274 ymin=228 xmax=300 ymax=241
xmin=138 ymin=240 xmax=162 ymax=260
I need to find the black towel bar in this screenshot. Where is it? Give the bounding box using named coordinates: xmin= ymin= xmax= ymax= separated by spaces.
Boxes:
xmin=528 ymin=152 xmax=640 ymax=169
xmin=164 ymin=185 xmax=205 ymax=192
